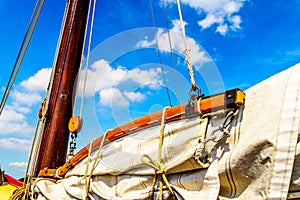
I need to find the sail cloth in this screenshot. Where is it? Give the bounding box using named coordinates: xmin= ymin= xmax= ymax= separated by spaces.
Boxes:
xmin=32 ymin=64 xmax=300 ymax=200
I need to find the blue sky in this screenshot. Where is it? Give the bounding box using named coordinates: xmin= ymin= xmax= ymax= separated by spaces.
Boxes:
xmin=0 ymin=0 xmax=300 ymax=178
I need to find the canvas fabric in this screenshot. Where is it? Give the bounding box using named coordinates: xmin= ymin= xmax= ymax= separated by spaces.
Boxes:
xmin=33 ymin=64 xmax=300 ymax=200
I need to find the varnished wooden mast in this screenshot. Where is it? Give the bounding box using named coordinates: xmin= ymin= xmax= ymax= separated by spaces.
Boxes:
xmin=34 ymin=0 xmax=89 ymax=176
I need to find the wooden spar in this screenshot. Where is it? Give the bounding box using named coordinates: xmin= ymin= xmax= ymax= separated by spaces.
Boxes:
xmin=34 ymin=0 xmax=89 ymax=177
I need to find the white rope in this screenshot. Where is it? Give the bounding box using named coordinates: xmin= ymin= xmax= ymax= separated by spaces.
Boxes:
xmin=176 ymin=0 xmax=196 ymax=90
xmin=80 ymin=0 xmax=97 ymax=117
xmin=72 ymin=0 xmax=92 ymax=116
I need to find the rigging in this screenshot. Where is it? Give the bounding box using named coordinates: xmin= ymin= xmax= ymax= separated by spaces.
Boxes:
xmin=149 ymin=0 xmax=173 ymax=107
xmin=0 ymin=0 xmax=44 ymax=116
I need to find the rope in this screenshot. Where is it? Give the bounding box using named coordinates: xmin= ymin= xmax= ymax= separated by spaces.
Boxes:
xmin=8 ymin=187 xmax=26 ymax=200
xmin=45 ymin=0 xmax=71 ymax=102
xmin=149 ymin=0 xmax=173 ymax=107
xmin=72 ymin=0 xmax=92 ymax=116
xmin=21 ymin=2 xmax=71 ymax=198
xmin=22 ymin=117 xmax=41 ymax=187
xmin=162 ymin=0 xmax=181 ymax=105
xmin=141 ymin=106 xmax=173 ymax=199
xmin=22 ymin=0 xmax=70 ymax=185
xmin=84 ymin=130 xmax=110 ymax=199
xmin=176 ymin=0 xmax=197 ymax=90
xmin=0 ymin=0 xmax=44 ymax=116
xmin=80 ymin=0 xmax=96 ymax=117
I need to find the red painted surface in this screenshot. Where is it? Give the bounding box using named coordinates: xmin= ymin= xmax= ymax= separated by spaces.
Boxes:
xmin=4 ymin=174 xmax=25 ymax=187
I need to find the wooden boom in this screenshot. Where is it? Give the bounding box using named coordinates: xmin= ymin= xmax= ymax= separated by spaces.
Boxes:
xmin=38 ymin=88 xmax=245 ymax=178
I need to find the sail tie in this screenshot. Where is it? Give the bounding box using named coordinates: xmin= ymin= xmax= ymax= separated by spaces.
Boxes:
xmin=141 ymin=106 xmax=174 ymax=199
xmin=84 ymin=129 xmax=110 ymax=199
xmin=141 ymin=154 xmax=174 ymax=197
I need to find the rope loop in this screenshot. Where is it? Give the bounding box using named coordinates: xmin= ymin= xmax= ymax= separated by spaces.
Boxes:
xmin=141 ymin=106 xmax=174 ymax=199
xmin=141 ymin=154 xmax=174 ymax=197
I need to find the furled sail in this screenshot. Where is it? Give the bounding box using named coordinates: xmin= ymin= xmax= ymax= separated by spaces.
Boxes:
xmin=32 ymin=64 xmax=300 ymax=199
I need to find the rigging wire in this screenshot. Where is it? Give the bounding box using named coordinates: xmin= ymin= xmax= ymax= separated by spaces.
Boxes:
xmin=72 ymin=0 xmax=96 ymax=118
xmin=149 ymin=0 xmax=173 ymax=107
xmin=161 ymin=0 xmax=181 ymax=105
xmin=72 ymin=0 xmax=92 ymax=117
xmin=176 ymin=0 xmax=198 ymax=91
xmin=22 ymin=0 xmax=71 ymax=191
xmin=70 ymin=0 xmax=97 ymax=154
xmin=0 ymin=0 xmax=44 ymax=116
xmin=80 ymin=0 xmax=96 ymax=118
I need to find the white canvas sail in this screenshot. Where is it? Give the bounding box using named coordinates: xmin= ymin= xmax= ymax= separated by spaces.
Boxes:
xmin=32 ymin=63 xmax=300 ymax=199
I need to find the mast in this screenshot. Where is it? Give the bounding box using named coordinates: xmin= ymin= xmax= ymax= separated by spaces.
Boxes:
xmin=34 ymin=0 xmax=89 ymax=176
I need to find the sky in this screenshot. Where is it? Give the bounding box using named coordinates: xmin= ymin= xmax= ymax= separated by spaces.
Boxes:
xmin=0 ymin=0 xmax=300 ymax=178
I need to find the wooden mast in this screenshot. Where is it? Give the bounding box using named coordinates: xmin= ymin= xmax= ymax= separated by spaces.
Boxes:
xmin=34 ymin=0 xmax=89 ymax=177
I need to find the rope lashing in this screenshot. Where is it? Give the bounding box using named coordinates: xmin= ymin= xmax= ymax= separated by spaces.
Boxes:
xmin=141 ymin=154 xmax=174 ymax=196
xmin=84 ymin=129 xmax=110 ymax=199
xmin=141 ymin=106 xmax=173 ymax=199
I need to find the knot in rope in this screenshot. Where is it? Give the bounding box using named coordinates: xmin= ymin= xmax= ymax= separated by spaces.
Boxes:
xmin=141 ymin=154 xmax=174 ymax=195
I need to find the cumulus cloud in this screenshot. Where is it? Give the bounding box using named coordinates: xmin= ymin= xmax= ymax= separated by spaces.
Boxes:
xmin=136 ymin=20 xmax=211 ymax=70
xmin=79 ymin=59 xmax=162 ymax=96
xmin=216 ymin=24 xmax=229 ymax=36
xmin=98 ymin=89 xmax=147 ymax=108
xmin=0 ymin=138 xmax=31 ymax=151
xmin=99 ymin=87 xmax=128 ymax=107
xmin=0 ymin=109 xmax=33 ymax=134
xmin=124 ymin=91 xmax=146 ymax=102
xmin=77 ymin=59 xmax=162 ymax=107
xmin=198 ymin=14 xmax=223 ymax=29
xmin=11 ymin=90 xmax=42 ymax=106
xmin=165 ymin=0 xmax=245 ymax=36
xmin=8 ymin=162 xmax=27 ymax=168
xmin=0 ymin=68 xmax=47 ymax=135
xmin=20 ymin=68 xmax=51 ymax=91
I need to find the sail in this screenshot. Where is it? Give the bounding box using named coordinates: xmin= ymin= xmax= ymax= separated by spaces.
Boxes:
xmin=31 ymin=64 xmax=300 ymax=199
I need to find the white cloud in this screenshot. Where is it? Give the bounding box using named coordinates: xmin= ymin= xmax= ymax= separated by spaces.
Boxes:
xmin=8 ymin=162 xmax=27 ymax=168
xmin=20 ymin=68 xmax=51 ymax=91
xmin=99 ymin=87 xmax=128 ymax=107
xmin=79 ymin=60 xmax=160 ymax=96
xmin=0 ymin=138 xmax=31 ymax=151
xmin=198 ymin=14 xmax=223 ymax=29
xmin=165 ymin=0 xmax=245 ymax=36
xmin=216 ymin=24 xmax=229 ymax=36
xmin=11 ymin=90 xmax=42 ymax=106
xmin=229 ymin=15 xmax=241 ymax=30
xmin=77 ymin=59 xmax=162 ymax=107
xmin=0 ymin=109 xmax=33 ymax=134
xmin=124 ymin=91 xmax=146 ymax=102
xmin=136 ymin=20 xmax=211 ymax=70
